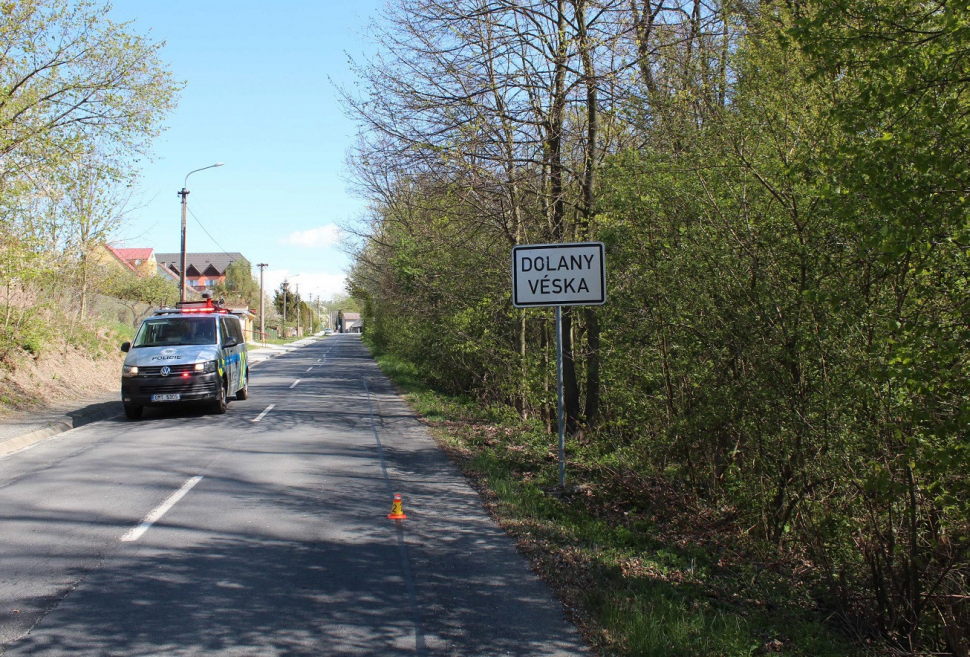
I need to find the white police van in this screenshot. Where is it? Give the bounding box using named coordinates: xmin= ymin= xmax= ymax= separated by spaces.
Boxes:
xmin=120 ymin=297 xmax=249 ymax=419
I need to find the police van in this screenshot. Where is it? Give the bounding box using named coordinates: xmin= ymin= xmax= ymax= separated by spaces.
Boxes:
xmin=120 ymin=297 xmax=249 ymax=419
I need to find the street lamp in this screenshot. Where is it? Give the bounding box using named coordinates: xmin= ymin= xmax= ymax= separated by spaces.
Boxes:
xmin=257 ymin=263 xmax=268 ymax=344
xmin=178 ymin=162 xmax=224 ymax=302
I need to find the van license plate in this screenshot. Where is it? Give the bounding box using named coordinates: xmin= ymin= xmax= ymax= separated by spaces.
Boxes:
xmin=152 ymin=394 xmax=181 ymax=402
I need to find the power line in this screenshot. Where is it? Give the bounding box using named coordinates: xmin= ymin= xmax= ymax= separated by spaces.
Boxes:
xmin=187 ymin=206 xmax=233 ymax=257
xmin=190 ymin=197 xmax=242 ymax=253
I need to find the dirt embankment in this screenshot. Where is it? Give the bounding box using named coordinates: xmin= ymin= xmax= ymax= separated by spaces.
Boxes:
xmin=0 ymin=348 xmax=122 ymax=417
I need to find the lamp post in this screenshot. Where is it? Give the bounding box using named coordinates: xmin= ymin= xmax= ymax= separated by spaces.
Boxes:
xmin=257 ymin=263 xmax=268 ymax=344
xmin=178 ymin=162 xmax=224 ymax=302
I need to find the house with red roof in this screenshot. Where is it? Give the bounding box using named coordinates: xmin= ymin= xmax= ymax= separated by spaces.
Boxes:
xmin=104 ymin=246 xmax=158 ymax=278
xmin=91 ymin=243 xmax=201 ymax=302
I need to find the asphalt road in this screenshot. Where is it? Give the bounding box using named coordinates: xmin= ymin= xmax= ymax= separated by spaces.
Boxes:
xmin=0 ymin=334 xmax=586 ymax=655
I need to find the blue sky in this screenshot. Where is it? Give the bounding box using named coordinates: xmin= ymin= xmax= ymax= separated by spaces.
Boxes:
xmin=108 ymin=1 xmax=383 ymax=302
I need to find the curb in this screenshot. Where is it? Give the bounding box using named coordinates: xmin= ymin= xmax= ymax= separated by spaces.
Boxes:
xmin=0 ymin=405 xmax=120 ymax=459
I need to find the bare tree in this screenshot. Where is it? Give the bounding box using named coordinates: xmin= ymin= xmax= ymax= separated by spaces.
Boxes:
xmin=344 ymin=0 xmax=632 ymax=428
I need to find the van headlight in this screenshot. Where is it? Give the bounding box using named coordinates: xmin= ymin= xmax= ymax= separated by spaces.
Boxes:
xmin=195 ymin=361 xmax=217 ymax=373
xmin=122 ymin=365 xmax=139 ymax=377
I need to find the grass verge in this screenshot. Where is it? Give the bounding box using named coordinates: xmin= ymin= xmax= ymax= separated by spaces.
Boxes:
xmin=365 ymin=340 xmax=861 ymax=656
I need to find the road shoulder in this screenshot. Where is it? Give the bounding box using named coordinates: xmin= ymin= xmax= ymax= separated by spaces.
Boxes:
xmin=0 ymin=395 xmax=121 ymax=458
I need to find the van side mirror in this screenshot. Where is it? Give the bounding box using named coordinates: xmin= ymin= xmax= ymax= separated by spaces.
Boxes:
xmin=223 ymin=337 xmax=238 ymax=348
xmin=121 ymin=342 xmax=131 ymax=352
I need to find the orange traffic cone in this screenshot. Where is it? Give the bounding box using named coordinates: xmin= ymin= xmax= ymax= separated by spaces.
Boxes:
xmin=387 ymin=493 xmax=407 ymax=520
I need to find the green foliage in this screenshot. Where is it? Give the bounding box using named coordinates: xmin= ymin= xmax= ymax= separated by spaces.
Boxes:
xmin=95 ymin=269 xmax=178 ymax=329
xmin=212 ymin=260 xmax=259 ymax=307
xmin=0 ymin=0 xmax=180 ymax=365
xmin=0 ymin=0 xmax=181 ymax=172
xmin=349 ymin=197 xmax=525 ymax=402
xmin=348 ymin=0 xmax=970 ymax=651
xmin=0 ymin=292 xmax=133 ymax=363
xmin=11 ymin=312 xmax=49 ymax=356
xmin=105 ymin=270 xmax=178 ymax=308
xmin=328 ymin=293 xmax=360 ymax=314
xmin=108 ymin=320 xmax=136 ymax=343
xmin=273 ymin=281 xmax=299 ymax=322
xmin=370 ymin=345 xmax=854 ymax=656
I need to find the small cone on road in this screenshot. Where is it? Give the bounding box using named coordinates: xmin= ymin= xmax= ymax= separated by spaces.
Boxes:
xmin=387 ymin=493 xmax=407 ymax=520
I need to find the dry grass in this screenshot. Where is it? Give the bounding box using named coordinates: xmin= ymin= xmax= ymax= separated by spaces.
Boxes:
xmin=369 ymin=345 xmax=859 ymax=656
xmin=0 ymin=346 xmax=121 ymax=416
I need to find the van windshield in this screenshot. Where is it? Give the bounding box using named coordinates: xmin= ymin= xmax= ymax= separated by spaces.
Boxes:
xmin=133 ymin=317 xmax=217 ymax=347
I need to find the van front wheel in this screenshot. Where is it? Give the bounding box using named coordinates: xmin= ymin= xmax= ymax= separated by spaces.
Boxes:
xmin=124 ymin=403 xmax=143 ymax=420
xmin=211 ymin=383 xmax=228 ymax=415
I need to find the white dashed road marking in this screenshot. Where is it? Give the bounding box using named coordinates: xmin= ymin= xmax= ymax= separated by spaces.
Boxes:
xmin=252 ymin=404 xmax=275 ymax=423
xmin=121 ymin=476 xmax=203 ymax=542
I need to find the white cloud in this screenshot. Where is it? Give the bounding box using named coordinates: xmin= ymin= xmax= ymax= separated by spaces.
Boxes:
xmin=264 ymin=269 xmax=348 ymax=302
xmin=279 ymin=225 xmax=341 ymax=248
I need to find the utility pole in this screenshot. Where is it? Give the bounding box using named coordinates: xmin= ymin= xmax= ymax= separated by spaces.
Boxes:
xmin=296 ymin=283 xmax=300 ymax=337
xmin=178 ymin=187 xmax=189 ymax=302
xmin=177 ymin=163 xmax=223 ymax=302
xmin=257 ymin=263 xmax=268 ymax=343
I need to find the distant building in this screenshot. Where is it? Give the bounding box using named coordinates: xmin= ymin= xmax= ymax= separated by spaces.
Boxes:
xmin=95 ymin=245 xmax=162 ymax=278
xmin=93 ymin=244 xmax=198 ymax=306
xmin=104 ymin=246 xmax=158 ymax=277
xmin=155 ymin=252 xmax=249 ymax=294
xmin=157 ymin=261 xmax=180 ymax=283
xmin=341 ymin=312 xmax=362 ymax=333
xmin=227 ymin=305 xmax=258 ymax=342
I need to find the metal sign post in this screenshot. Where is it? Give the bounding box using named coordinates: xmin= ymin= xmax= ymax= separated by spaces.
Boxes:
xmin=512 ymin=242 xmax=606 ymax=489
xmin=555 ymin=305 xmax=565 ymax=488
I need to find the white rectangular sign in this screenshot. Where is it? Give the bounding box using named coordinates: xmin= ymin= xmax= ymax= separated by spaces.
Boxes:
xmin=512 ymin=242 xmax=606 ymax=308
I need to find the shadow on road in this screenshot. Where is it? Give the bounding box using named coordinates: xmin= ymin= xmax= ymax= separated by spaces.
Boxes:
xmin=3 ymin=335 xmax=585 ymax=656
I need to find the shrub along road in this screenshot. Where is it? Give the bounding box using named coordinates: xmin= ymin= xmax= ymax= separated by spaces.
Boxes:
xmin=0 ymin=334 xmax=585 ymax=655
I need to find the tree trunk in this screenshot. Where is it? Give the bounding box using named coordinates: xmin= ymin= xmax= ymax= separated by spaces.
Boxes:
xmin=545 ymin=0 xmax=582 ymax=432
xmin=78 ymin=250 xmax=88 ymax=321
xmin=561 ymin=306 xmax=581 ymax=432
xmin=575 ymin=0 xmax=600 ymax=429
xmin=630 ymin=0 xmax=659 ymax=93
xmin=584 ymin=307 xmax=601 ymax=427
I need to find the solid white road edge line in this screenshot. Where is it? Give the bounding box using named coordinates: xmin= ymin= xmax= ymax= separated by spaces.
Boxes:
xmin=121 ymin=475 xmax=204 ymax=542
xmin=252 ymin=404 xmax=275 ymax=423
xmin=290 ymin=379 xmax=300 ymax=388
